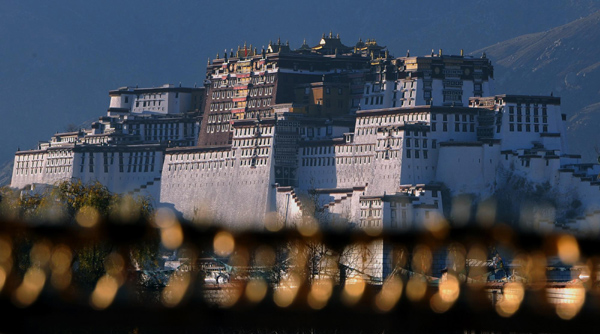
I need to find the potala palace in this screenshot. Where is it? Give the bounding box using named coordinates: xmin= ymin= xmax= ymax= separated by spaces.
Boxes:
xmin=11 ymin=33 xmax=600 ymax=238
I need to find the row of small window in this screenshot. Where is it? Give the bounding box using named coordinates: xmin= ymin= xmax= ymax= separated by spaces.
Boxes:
xmin=431 ymin=122 xmax=475 ymax=132
xmin=16 ymin=153 xmax=44 ymax=161
xmin=247 ymin=99 xmax=272 ymax=109
xmin=303 ymin=146 xmax=335 ymax=156
xmin=234 ymin=126 xmax=274 ymax=137
xmin=210 ymin=102 xmax=233 ymax=111
xmin=46 ymin=158 xmax=71 ymax=166
xmin=302 ymin=157 xmax=336 ymax=167
xmin=82 ymin=162 xmax=155 ymax=174
xmin=211 ymin=75 xmax=275 ymax=88
xmin=360 ymin=209 xmax=382 ymax=218
xmin=443 ymin=93 xmax=462 ymax=102
xmin=15 ymin=166 xmax=72 ymax=175
xmin=234 ymin=138 xmax=272 ymax=147
xmin=245 ymin=110 xmax=274 ymax=119
xmin=358 ymin=219 xmax=381 ymax=228
xmin=405 ymin=149 xmax=429 ymax=159
xmin=250 ymin=86 xmax=274 ymax=97
xmin=240 ymin=157 xmax=268 ymax=167
xmin=508 ymin=115 xmax=548 ymax=124
xmin=241 ymin=148 xmax=269 ymax=157
xmin=303 ymin=126 xmax=333 ymax=137
xmin=509 ymin=124 xmax=548 ymax=133
xmin=170 ymin=151 xmax=233 ymax=162
xmin=207 ymin=124 xmax=231 ymax=133
xmin=136 ymin=100 xmax=163 ymax=108
xmin=360 ymin=200 xmax=382 ymax=207
xmin=335 ymin=145 xmax=375 ymax=154
xmin=406 ymin=139 xmax=437 ymax=148
xmin=364 ymin=95 xmax=384 ymax=106
xmin=357 ymin=113 xmax=428 ymax=125
xmin=85 ymin=137 xmax=109 ymax=144
xmin=207 ymin=113 xmax=231 ymax=123
xmin=509 ymin=105 xmax=548 ymax=116
xmin=168 ymin=160 xmax=235 ymax=171
xmin=431 ymin=113 xmax=475 ymax=122
xmin=365 ymin=84 xmax=385 ymax=95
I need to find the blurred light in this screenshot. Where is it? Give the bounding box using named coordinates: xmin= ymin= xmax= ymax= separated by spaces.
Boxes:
xmin=307 ymin=278 xmax=333 ymax=310
xmin=476 ymin=198 xmax=497 ymax=228
xmin=254 ymin=245 xmax=276 ymax=267
xmin=451 ymin=195 xmax=472 ymax=226
xmin=297 ymin=217 xmax=319 ymax=237
xmin=0 ymin=266 xmax=7 ymax=292
xmin=51 ymin=271 xmax=72 ymax=291
xmin=90 ymin=274 xmax=119 ymax=310
xmin=466 ymin=244 xmax=488 ymax=285
xmin=162 ymin=272 xmax=191 ymax=308
xmin=50 ymin=244 xmax=72 ymax=274
xmin=431 ymin=274 xmax=460 ymax=313
xmin=13 ymin=267 xmax=46 ymax=307
xmin=104 ymin=252 xmax=126 ymax=286
xmin=423 ymin=212 xmax=449 ymax=239
xmin=554 ymin=283 xmax=585 ymax=320
xmin=412 ymin=245 xmax=432 ymax=275
xmin=341 ymin=277 xmax=366 ymax=306
xmin=245 ymin=279 xmax=268 ymax=303
xmin=213 ymin=231 xmax=235 ymax=257
xmin=111 ymin=195 xmax=141 ymax=223
xmin=264 ymin=212 xmax=284 ymax=232
xmin=104 ymin=252 xmax=125 ymax=276
xmin=374 ymin=276 xmax=403 ymax=312
xmin=446 ymin=243 xmax=466 ymax=273
xmin=161 ymin=223 xmax=184 ymax=250
xmin=0 ymin=236 xmax=12 ymax=263
xmin=154 ymin=207 xmax=178 ymax=229
xmin=496 ymin=282 xmax=524 ymax=317
xmin=273 ymin=273 xmax=301 ymax=308
xmin=75 ymin=206 xmax=100 ymax=228
xmin=364 ymin=225 xmax=382 ymax=237
xmin=557 ymin=234 xmax=580 ymax=265
xmin=218 ymin=284 xmax=243 ymax=308
xmin=30 ymin=241 xmax=52 ymax=267
xmin=406 ymin=276 xmax=427 ymax=302
xmin=430 ymin=294 xmax=450 ymax=313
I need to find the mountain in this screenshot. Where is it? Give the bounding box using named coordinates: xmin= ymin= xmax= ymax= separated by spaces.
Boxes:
xmin=473 ymin=10 xmax=600 ymax=162
xmin=0 ymin=160 xmax=14 ymax=187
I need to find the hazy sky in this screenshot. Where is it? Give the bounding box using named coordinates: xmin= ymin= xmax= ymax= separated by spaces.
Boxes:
xmin=1 ymin=0 xmax=597 ymax=164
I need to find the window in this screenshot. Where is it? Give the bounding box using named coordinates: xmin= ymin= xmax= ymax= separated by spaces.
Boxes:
xmin=406 ymin=149 xmax=411 ymax=158
xmin=443 ymin=123 xmax=448 ymax=132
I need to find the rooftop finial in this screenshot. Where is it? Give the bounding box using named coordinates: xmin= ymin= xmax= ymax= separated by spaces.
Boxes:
xmin=460 ymin=49 xmax=464 ymax=56
xmin=329 ymin=30 xmax=332 ymax=38
xmin=407 ymin=49 xmax=410 ymax=57
xmin=482 ymin=51 xmax=487 ymax=58
xmin=439 ymin=48 xmax=443 ymax=57
xmin=336 ymin=33 xmax=339 ymax=39
xmin=277 ymin=36 xmax=281 ymax=44
xmin=431 ymin=49 xmax=435 ymax=56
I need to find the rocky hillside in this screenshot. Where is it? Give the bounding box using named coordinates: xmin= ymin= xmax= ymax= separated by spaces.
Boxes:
xmin=473 ymin=10 xmax=600 ymax=161
xmin=0 ymin=160 xmax=13 ymax=187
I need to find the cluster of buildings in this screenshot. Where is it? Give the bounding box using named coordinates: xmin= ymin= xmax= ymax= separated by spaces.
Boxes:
xmin=10 ymin=33 xmax=600 ymax=278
